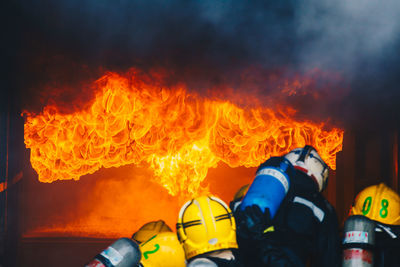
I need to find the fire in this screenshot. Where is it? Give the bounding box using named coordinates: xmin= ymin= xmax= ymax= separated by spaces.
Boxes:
xmin=24 ymin=70 xmax=344 ymax=196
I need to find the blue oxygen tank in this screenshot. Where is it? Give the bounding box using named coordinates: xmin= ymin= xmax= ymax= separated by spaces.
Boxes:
xmin=240 ymin=157 xmax=292 ymax=218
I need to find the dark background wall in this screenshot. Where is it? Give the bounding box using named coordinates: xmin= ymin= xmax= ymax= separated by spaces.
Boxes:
xmin=335 ymin=130 xmax=400 ymax=225
xmin=0 ymin=113 xmax=24 ymax=267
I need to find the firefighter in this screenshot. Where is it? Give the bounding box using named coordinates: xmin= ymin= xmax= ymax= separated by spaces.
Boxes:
xmin=132 ymin=220 xmax=172 ymax=244
xmin=348 ymin=183 xmax=400 ymax=266
xmin=139 ymin=231 xmax=186 ymax=267
xmin=281 ymin=145 xmax=341 ymax=267
xmin=235 ymin=146 xmax=340 ymax=266
xmin=176 ymin=195 xmax=243 ymax=267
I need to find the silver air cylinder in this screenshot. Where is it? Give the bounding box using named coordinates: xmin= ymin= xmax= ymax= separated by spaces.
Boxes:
xmin=342 ymin=215 xmax=376 ymax=267
xmin=85 ymin=238 xmax=141 ymax=267
xmin=187 ymin=258 xmax=218 ymax=267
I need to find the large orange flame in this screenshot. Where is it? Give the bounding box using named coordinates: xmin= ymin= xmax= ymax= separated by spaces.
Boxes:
xmin=24 ymin=70 xmax=343 ymax=196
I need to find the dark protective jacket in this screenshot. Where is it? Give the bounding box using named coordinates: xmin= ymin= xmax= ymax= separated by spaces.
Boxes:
xmin=373 ymin=223 xmax=400 ymax=267
xmin=236 ymin=168 xmax=341 ymax=267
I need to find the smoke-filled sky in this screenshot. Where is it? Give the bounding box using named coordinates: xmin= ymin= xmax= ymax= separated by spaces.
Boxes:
xmin=5 ymin=0 xmax=400 ymax=130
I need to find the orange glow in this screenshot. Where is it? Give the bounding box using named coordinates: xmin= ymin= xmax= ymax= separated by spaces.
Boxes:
xmin=24 ymin=69 xmax=344 ymax=197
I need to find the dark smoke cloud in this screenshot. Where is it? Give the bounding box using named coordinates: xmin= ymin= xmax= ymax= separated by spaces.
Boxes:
xmin=8 ymin=0 xmax=400 ymax=130
xmin=293 ymin=0 xmax=400 ymax=129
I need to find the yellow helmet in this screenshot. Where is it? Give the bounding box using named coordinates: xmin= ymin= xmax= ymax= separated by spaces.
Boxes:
xmin=132 ymin=220 xmax=172 ymax=244
xmin=350 ymin=183 xmax=400 ymax=225
xmin=139 ymin=232 xmax=186 ymax=267
xmin=176 ymin=195 xmax=238 ymax=260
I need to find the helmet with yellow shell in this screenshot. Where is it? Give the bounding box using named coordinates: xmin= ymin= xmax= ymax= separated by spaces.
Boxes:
xmin=176 ymin=195 xmax=238 ymax=260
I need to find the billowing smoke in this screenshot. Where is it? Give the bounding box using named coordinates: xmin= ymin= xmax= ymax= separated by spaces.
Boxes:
xmin=294 ymin=0 xmax=400 ymax=129
xmin=296 ymin=0 xmax=400 ymax=73
xmin=8 ymin=0 xmax=400 ymax=129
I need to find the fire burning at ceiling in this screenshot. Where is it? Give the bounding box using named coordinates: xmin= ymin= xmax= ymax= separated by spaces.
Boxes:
xmin=23 ymin=69 xmax=343 ymax=198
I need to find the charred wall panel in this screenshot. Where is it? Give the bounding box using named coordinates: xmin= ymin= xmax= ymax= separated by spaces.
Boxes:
xmin=0 ymin=112 xmax=9 ymax=266
xmin=336 ymin=129 xmax=400 ymax=225
xmin=0 ymin=111 xmax=24 ymax=267
xmin=336 ymin=131 xmax=356 ymax=225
